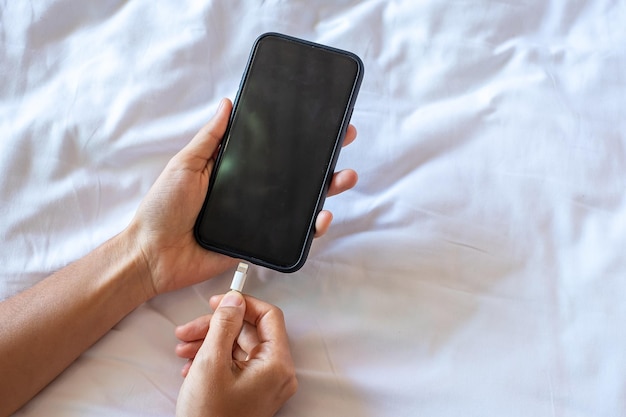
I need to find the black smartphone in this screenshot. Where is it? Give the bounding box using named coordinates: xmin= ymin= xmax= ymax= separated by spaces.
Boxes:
xmin=194 ymin=32 xmax=364 ymax=273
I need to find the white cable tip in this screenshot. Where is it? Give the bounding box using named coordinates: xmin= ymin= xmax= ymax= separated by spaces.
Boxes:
xmin=230 ymin=262 xmax=249 ymax=293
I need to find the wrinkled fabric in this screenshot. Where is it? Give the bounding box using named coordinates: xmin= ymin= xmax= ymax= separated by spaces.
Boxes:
xmin=2 ymin=1 xmax=626 ymax=416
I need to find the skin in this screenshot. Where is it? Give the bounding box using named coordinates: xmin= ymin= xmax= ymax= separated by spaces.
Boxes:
xmin=175 ymin=291 xmax=298 ymax=417
xmin=0 ymin=98 xmax=357 ymax=416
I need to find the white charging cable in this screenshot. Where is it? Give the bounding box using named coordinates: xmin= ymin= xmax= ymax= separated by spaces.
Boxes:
xmin=230 ymin=262 xmax=249 ymax=293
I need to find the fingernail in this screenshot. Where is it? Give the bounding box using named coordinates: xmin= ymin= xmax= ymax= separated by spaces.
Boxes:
xmin=219 ymin=290 xmax=244 ymax=308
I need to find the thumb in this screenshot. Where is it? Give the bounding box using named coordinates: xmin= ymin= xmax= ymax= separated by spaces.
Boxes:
xmin=180 ymin=98 xmax=232 ymax=171
xmin=202 ymin=291 xmax=246 ymax=358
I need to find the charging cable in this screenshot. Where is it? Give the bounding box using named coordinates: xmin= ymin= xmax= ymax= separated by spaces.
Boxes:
xmin=230 ymin=262 xmax=249 ymax=293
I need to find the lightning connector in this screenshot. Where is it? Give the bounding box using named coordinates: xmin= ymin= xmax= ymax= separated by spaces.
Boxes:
xmin=230 ymin=262 xmax=249 ymax=293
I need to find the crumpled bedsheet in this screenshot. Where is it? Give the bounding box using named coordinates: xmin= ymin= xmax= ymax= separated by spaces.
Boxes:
xmin=2 ymin=1 xmax=626 ymax=416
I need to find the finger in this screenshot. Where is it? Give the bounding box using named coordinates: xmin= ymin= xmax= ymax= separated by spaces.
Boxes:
xmin=209 ymin=291 xmax=284 ymax=342
xmin=176 ymin=98 xmax=233 ymax=172
xmin=314 ymin=210 xmax=333 ymax=238
xmin=236 ymin=321 xmax=261 ymax=354
xmin=175 ymin=315 xmax=212 ymax=342
xmin=327 ymin=169 xmax=358 ymax=197
xmin=181 ymin=359 xmax=193 ymax=377
xmin=175 ymin=321 xmax=259 ymax=359
xmin=342 ymin=124 xmax=357 ymax=147
xmin=233 ymin=343 xmax=249 ymax=361
xmin=209 ymin=294 xmax=293 ymax=374
xmin=240 ymin=296 xmax=290 ymax=354
xmin=200 ymin=291 xmax=246 ymax=366
xmin=176 ymin=340 xmax=204 ymax=359
xmin=209 ymin=294 xmax=222 ymax=310
xmin=210 ymin=294 xmax=289 ymax=348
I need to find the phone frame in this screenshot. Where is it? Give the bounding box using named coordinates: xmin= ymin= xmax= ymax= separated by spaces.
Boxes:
xmin=194 ymin=32 xmax=364 ymax=272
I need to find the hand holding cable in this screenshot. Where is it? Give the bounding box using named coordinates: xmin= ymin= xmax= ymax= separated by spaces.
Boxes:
xmin=174 ymin=264 xmax=297 ymax=417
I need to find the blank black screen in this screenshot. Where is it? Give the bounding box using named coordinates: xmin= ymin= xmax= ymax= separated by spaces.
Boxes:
xmin=196 ymin=34 xmax=360 ymax=270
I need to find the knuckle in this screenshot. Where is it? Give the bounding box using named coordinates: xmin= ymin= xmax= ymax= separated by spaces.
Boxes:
xmin=285 ymin=372 xmax=299 ymax=397
xmin=212 ymin=310 xmax=242 ymax=334
xmin=271 ymin=361 xmax=298 ymax=399
xmin=269 ymin=304 xmax=285 ymax=322
xmin=214 ymin=310 xmax=238 ymax=326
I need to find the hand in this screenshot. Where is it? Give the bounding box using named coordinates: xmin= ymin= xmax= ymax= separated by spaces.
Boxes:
xmin=130 ymin=98 xmax=358 ymax=297
xmin=315 ymin=123 xmax=358 ymax=237
xmin=175 ymin=291 xmax=298 ymax=417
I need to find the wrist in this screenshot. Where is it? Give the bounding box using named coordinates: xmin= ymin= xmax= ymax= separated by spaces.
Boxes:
xmin=114 ymin=223 xmax=157 ymax=303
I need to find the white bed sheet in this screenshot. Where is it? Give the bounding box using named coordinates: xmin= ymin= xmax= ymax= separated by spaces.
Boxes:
xmin=2 ymin=1 xmax=626 ymax=416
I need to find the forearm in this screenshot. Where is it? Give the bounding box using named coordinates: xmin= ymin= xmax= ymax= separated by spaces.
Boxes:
xmin=0 ymin=225 xmax=153 ymax=415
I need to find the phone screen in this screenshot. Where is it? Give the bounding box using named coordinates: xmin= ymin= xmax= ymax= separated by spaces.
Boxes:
xmin=195 ymin=33 xmax=363 ymax=272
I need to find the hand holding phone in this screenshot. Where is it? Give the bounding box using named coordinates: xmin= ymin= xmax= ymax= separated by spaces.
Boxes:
xmin=194 ymin=32 xmax=364 ymax=272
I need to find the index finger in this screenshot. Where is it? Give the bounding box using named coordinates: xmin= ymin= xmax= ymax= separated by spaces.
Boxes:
xmin=210 ymin=294 xmax=290 ymax=348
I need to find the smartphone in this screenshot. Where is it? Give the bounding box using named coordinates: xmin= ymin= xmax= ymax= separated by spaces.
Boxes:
xmin=194 ymin=32 xmax=364 ymax=273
